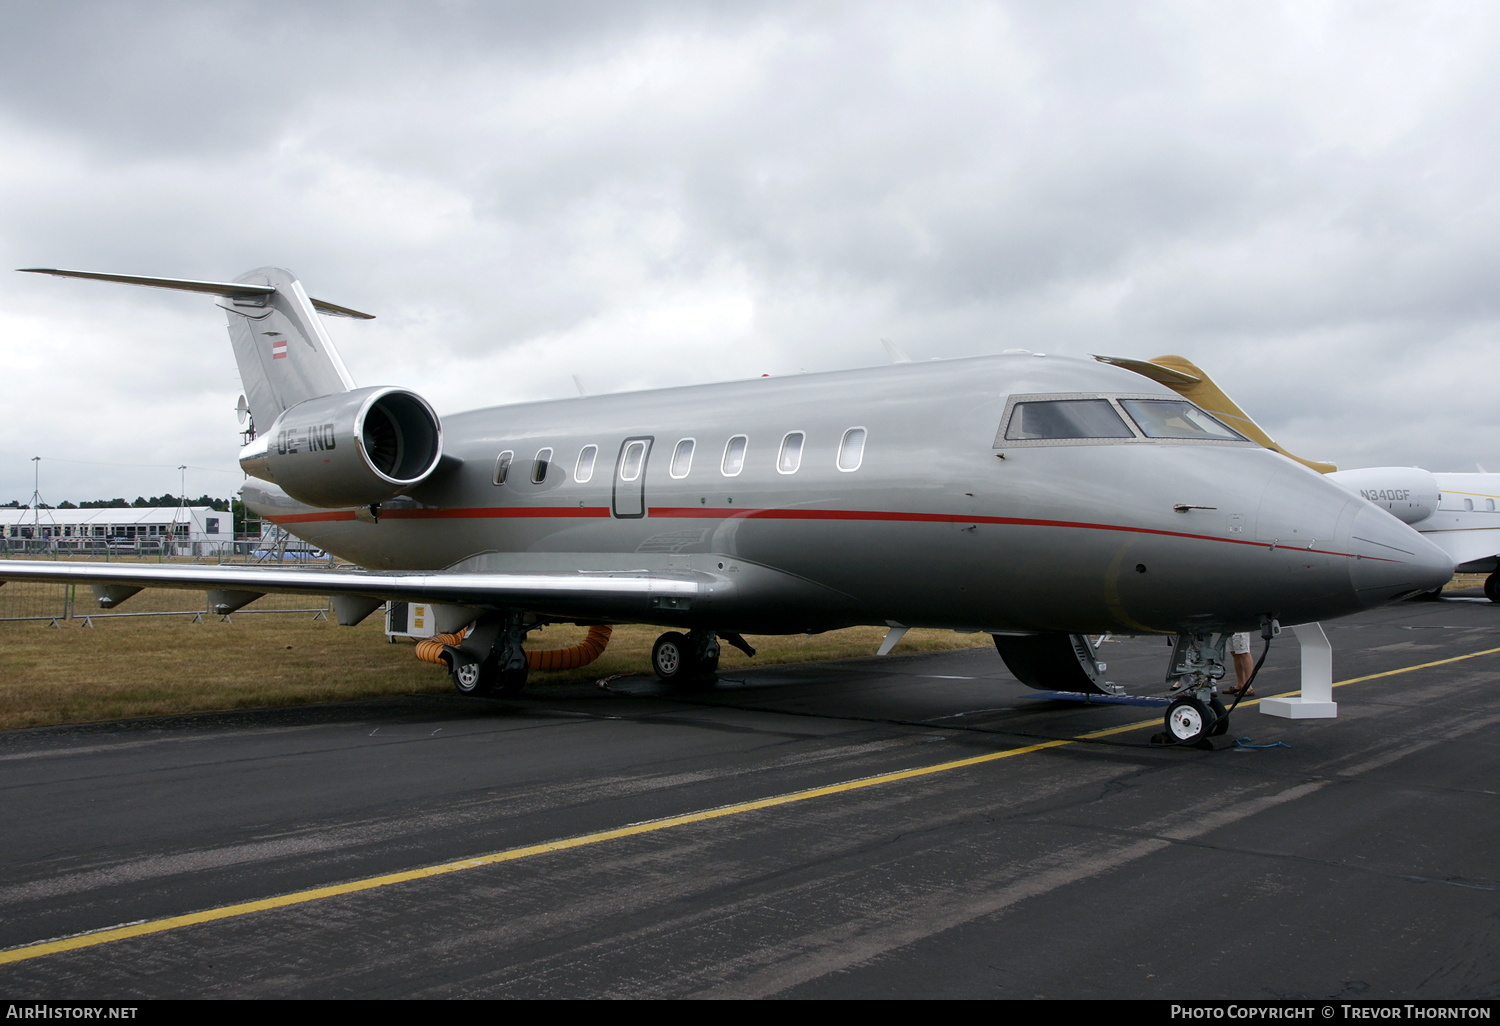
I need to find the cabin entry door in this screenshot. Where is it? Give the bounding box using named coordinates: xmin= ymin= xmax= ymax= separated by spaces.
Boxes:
xmin=611 ymin=436 xmax=653 ymax=518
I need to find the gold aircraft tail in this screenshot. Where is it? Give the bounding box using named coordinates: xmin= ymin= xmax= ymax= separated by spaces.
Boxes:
xmin=1094 ymin=354 xmax=1337 ymax=474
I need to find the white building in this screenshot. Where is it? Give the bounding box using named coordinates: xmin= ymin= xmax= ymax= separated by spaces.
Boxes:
xmin=0 ymin=506 xmax=230 ymax=553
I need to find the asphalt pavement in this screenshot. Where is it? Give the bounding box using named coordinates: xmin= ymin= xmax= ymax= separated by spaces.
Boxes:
xmin=1 ymin=593 xmax=1496 ymax=999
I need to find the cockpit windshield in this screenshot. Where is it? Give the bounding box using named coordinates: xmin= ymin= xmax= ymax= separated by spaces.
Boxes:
xmin=997 ymin=394 xmax=1253 ymax=448
xmin=1004 ymin=399 xmax=1135 ymax=441
xmin=1118 ymin=399 xmax=1246 ymax=441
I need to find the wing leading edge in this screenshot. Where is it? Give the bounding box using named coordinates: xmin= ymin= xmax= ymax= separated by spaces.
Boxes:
xmin=0 ymin=560 xmax=716 ymax=626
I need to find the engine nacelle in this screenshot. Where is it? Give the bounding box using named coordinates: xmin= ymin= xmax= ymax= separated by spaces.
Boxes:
xmin=1328 ymin=467 xmax=1440 ymax=526
xmin=239 ymin=386 xmax=443 ymax=508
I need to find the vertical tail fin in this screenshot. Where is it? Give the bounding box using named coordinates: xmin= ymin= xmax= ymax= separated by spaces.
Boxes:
xmin=219 ymin=267 xmax=365 ymax=435
xmin=17 ymin=266 xmax=373 ymax=436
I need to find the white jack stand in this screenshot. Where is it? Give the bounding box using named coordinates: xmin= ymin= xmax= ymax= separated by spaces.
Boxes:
xmin=1260 ymin=622 xmax=1338 ymax=719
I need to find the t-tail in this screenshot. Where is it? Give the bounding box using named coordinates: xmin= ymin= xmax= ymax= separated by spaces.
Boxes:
xmin=19 ymin=266 xmax=445 ymax=509
xmin=19 ymin=266 xmax=371 ymax=434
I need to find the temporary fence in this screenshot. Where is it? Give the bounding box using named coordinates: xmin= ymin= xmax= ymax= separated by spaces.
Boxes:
xmin=0 ymin=553 xmax=336 ymax=625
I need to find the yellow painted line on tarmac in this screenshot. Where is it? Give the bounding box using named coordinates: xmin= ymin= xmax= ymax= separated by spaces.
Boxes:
xmin=6 ymin=643 xmax=1500 ymax=966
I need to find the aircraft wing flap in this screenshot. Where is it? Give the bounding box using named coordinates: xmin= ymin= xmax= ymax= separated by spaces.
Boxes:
xmin=0 ymin=561 xmax=716 ymax=621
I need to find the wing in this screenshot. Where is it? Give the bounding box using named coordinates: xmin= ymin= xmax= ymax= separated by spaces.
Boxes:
xmin=0 ymin=560 xmax=716 ymax=626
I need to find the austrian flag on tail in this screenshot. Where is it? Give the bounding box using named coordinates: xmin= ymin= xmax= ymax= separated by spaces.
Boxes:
xmin=271 ymin=339 xmax=288 ymax=360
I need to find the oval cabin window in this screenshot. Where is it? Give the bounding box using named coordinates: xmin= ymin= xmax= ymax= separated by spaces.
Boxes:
xmin=670 ymin=439 xmax=695 ymax=479
xmin=837 ymin=428 xmax=866 ymax=472
xmin=777 ymin=432 xmax=804 ymax=474
xmin=722 ymin=435 xmax=748 ymax=477
xmin=493 ymin=450 xmax=514 ymax=485
xmin=575 ymin=445 xmax=597 ymax=483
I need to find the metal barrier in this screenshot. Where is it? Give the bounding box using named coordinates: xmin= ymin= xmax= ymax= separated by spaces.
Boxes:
xmin=2 ymin=538 xmax=334 ymax=563
xmin=0 ymin=559 xmax=335 ymax=625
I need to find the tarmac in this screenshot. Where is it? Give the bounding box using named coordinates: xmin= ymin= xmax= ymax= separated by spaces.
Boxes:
xmin=0 ymin=591 xmax=1496 ymax=999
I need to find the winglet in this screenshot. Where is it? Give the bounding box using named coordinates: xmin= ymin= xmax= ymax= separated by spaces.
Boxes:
xmin=1094 ymin=353 xmax=1337 ymax=474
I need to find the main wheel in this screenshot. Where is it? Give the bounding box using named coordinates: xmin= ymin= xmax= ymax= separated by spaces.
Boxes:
xmin=1486 ymin=573 xmax=1500 ymax=603
xmin=496 ymin=662 xmax=528 ymax=696
xmin=450 ymin=655 xmax=496 ymax=697
xmin=1165 ymin=696 xmax=1212 ymax=745
xmin=691 ymin=634 xmax=721 ymax=676
xmin=652 ymin=631 xmax=689 ymax=681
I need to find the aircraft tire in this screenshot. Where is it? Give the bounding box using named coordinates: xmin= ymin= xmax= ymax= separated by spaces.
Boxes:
xmin=450 ymin=655 xmax=496 ymax=697
xmin=1165 ymin=696 xmax=1212 ymax=746
xmin=496 ymin=664 xmax=528 ymax=695
xmin=652 ymin=631 xmax=690 ymax=681
xmin=1208 ymin=697 xmax=1230 ymax=736
xmin=1485 ymin=573 xmax=1500 ymax=603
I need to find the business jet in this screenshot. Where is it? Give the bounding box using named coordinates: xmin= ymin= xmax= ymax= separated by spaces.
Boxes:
xmin=2 ymin=268 xmax=1453 ymax=745
xmin=1097 ymin=354 xmax=1500 ymax=601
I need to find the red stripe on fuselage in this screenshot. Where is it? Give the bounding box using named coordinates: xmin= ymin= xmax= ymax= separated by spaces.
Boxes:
xmin=262 ymin=504 xmax=1390 ymax=562
xmin=649 ymin=506 xmax=1379 ymax=558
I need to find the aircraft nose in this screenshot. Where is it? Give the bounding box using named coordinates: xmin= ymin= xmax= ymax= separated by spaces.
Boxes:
xmin=1346 ymin=502 xmax=1453 ymax=605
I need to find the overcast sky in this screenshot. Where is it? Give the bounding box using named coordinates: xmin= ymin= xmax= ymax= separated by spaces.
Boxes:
xmin=2 ymin=1 xmax=1499 ymax=504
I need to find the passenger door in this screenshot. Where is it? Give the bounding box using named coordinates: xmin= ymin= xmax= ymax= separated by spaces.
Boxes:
xmin=612 ymin=436 xmax=653 ymax=518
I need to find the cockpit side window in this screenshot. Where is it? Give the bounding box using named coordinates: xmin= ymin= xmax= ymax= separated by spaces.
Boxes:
xmin=1003 ymin=399 xmax=1134 ymax=441
xmin=1118 ymin=399 xmax=1247 ymax=441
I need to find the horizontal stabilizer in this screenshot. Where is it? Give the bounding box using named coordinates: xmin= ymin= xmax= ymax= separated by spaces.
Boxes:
xmin=1095 ymin=353 xmax=1337 ymax=474
xmin=17 ymin=268 xmax=375 ymax=319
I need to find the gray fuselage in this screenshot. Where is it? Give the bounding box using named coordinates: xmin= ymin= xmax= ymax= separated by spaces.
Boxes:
xmin=246 ymin=353 xmax=1451 ymax=636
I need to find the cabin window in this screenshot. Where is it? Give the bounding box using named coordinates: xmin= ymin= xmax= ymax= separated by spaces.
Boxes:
xmin=670 ymin=439 xmax=695 ymax=479
xmin=1489 ymin=499 xmax=1496 ymax=512
xmin=837 ymin=428 xmax=866 ymax=472
xmin=1004 ymin=400 xmax=1134 ymax=441
xmin=721 ymin=435 xmax=748 ymax=477
xmin=575 ymin=445 xmax=597 ymax=483
xmin=620 ymin=440 xmax=648 ymax=482
xmin=492 ymin=450 xmax=514 ymax=485
xmin=532 ymin=448 xmax=553 ymax=484
xmin=1118 ymin=399 xmax=1246 ymax=441
xmin=777 ymin=432 xmax=805 ymax=474
xmin=1464 ymin=498 xmax=1475 ymax=512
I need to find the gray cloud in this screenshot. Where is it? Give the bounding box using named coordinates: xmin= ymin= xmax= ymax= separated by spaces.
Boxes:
xmin=3 ymin=1 xmax=1500 ymax=503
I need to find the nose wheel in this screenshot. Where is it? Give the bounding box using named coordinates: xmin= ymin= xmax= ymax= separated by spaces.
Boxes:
xmin=1162 ymin=695 xmax=1230 ymax=747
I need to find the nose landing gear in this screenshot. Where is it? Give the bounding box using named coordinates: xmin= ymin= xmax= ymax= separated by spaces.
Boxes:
xmin=1154 ymin=631 xmax=1234 ymax=749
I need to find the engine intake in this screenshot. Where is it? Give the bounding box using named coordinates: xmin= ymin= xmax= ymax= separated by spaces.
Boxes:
xmin=240 ymin=386 xmax=443 ymax=508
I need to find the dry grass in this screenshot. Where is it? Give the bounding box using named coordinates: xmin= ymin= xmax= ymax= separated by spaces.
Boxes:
xmin=8 ymin=567 xmax=1482 ymax=731
xmin=0 ymin=605 xmax=992 ymax=731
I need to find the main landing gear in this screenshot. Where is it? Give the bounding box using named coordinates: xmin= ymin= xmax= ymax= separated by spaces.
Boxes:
xmin=442 ymin=612 xmax=529 ymax=697
xmin=1486 ymin=571 xmax=1500 ymax=604
xmin=651 ymin=629 xmax=721 ymax=684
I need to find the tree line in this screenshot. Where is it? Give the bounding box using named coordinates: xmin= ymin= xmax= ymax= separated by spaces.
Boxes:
xmin=2 ymin=494 xmax=231 ymax=511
